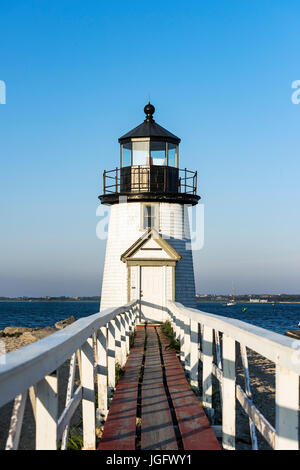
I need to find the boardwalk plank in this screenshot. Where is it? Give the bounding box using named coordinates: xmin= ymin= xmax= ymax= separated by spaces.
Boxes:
xmin=97 ymin=328 xmax=145 ymax=450
xmin=159 ymin=330 xmax=220 ymax=450
xmin=141 ymin=328 xmax=178 ymax=450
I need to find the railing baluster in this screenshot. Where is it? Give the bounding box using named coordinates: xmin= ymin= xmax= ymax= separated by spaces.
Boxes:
xmin=275 ymin=365 xmax=299 ymax=450
xmin=96 ymin=327 xmax=108 ymax=425
xmin=215 ymin=330 xmax=223 ymax=404
xmin=202 ymin=325 xmax=213 ymax=416
xmin=184 ymin=316 xmax=191 ymax=374
xmin=222 ymin=335 xmax=236 ymax=450
xmin=190 ymin=319 xmax=199 ymax=388
xmin=107 ymin=320 xmax=116 ymax=394
xmin=81 ymin=337 xmax=96 ymax=450
xmin=36 ymin=372 xmax=58 ymax=450
xmin=5 ymin=391 xmax=27 ymax=450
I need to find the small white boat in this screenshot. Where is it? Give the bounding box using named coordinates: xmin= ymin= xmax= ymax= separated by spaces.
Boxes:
xmin=226 ymin=281 xmax=236 ymax=306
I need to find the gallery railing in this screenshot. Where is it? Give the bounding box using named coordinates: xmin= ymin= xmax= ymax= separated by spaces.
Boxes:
xmin=102 ymin=166 xmax=197 ymax=195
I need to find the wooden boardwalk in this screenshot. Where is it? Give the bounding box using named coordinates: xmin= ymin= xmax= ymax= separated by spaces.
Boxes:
xmin=98 ymin=326 xmax=220 ymax=451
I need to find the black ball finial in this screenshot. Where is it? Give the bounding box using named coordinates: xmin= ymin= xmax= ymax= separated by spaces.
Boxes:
xmin=144 ymin=102 xmax=155 ymax=122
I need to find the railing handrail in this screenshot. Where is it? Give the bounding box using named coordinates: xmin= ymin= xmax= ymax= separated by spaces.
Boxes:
xmin=168 ymin=301 xmax=300 ymax=375
xmin=0 ymin=300 xmax=138 ymax=409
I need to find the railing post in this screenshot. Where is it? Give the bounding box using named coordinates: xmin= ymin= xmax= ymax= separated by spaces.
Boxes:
xmin=107 ymin=320 xmax=116 ymax=394
xmin=115 ymin=167 xmax=118 ymax=193
xmin=171 ymin=311 xmax=176 ymax=333
xmin=202 ymin=326 xmax=213 ymax=415
xmin=128 ymin=308 xmax=134 ymax=335
xmin=121 ymin=313 xmax=127 ymax=366
xmin=36 ymin=372 xmax=58 ymax=450
xmin=124 ymin=312 xmax=130 ymax=355
xmin=184 ymin=316 xmax=191 ymax=374
xmin=174 ymin=311 xmax=180 ymax=340
xmin=96 ymin=327 xmax=108 ymax=425
xmin=81 ymin=337 xmax=96 ymax=450
xmin=179 ymin=313 xmax=185 ymax=366
xmin=275 ymin=365 xmax=299 ymax=449
xmin=6 ymin=392 xmax=28 ymax=450
xmin=222 ymin=335 xmax=236 ymax=450
xmin=190 ymin=319 xmax=199 ymax=388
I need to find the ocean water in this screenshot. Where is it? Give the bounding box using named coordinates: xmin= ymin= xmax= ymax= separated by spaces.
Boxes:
xmin=0 ymin=301 xmax=100 ymax=330
xmin=196 ymin=302 xmax=300 ymax=335
xmin=0 ymin=301 xmax=299 ymax=335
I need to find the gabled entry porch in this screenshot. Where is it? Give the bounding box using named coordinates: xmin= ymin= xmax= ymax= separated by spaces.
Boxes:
xmin=121 ymin=229 xmax=181 ymax=323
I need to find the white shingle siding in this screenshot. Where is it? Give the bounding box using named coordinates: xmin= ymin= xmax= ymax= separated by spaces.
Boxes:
xmin=100 ymin=202 xmax=197 ymax=311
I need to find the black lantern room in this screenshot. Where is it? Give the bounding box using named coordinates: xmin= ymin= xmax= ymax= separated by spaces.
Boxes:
xmin=99 ymin=103 xmax=200 ymax=205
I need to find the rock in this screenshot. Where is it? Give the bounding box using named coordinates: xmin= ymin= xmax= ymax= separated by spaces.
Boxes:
xmin=3 ymin=326 xmax=35 ymax=335
xmin=22 ymin=327 xmax=56 ymax=343
xmin=55 ymin=316 xmax=76 ymax=330
xmin=1 ymin=327 xmax=56 ymax=354
xmin=285 ymin=329 xmax=300 ymax=340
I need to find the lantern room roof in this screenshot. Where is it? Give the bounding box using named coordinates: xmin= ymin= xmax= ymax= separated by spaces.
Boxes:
xmin=118 ymin=102 xmax=181 ymax=144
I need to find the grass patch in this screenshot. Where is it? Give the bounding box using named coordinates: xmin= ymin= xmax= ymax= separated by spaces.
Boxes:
xmin=130 ymin=329 xmax=136 ymax=348
xmin=160 ymin=321 xmax=180 ymax=354
xmin=57 ymin=425 xmax=83 ymax=450
xmin=0 ymin=332 xmax=23 ymax=338
xmin=66 ymin=430 xmax=83 ymax=450
xmin=115 ymin=362 xmax=125 ymax=384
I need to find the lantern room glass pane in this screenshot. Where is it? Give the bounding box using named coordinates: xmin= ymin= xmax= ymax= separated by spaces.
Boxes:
xmin=150 ymin=141 xmax=166 ymax=166
xmin=122 ymin=142 xmax=132 ymax=167
xmin=168 ymin=143 xmax=177 ymax=167
xmin=132 ymin=141 xmax=149 ymax=165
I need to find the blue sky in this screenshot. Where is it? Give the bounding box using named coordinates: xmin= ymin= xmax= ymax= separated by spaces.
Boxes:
xmin=0 ymin=0 xmax=300 ymax=296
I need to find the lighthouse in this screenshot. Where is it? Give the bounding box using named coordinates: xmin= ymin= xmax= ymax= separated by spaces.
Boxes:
xmin=99 ymin=103 xmax=200 ymax=322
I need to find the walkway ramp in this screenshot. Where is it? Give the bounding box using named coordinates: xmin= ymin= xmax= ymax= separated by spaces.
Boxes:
xmin=98 ymin=326 xmax=220 ymax=451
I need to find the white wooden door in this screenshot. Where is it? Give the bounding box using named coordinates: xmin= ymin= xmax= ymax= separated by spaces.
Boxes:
xmin=140 ymin=266 xmax=164 ymax=323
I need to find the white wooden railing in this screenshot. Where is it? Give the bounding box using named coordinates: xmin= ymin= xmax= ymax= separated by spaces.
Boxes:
xmin=167 ymin=301 xmax=300 ymax=450
xmin=0 ymin=300 xmax=139 ymax=450
xmin=1 ymin=299 xmax=299 ymax=451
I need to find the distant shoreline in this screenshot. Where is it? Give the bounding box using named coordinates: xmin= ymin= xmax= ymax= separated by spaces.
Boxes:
xmin=196 ymin=300 xmax=300 ymax=304
xmin=1 ymin=299 xmax=300 ymax=304
xmin=0 ymin=300 xmax=99 ymax=303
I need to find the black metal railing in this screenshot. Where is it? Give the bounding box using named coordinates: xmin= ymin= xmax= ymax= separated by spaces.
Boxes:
xmin=102 ymin=165 xmax=197 ymax=196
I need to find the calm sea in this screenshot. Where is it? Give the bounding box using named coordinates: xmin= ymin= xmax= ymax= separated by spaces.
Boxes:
xmin=0 ymin=301 xmax=299 ymax=335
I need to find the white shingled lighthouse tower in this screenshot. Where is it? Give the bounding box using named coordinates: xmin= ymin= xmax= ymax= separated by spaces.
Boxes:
xmin=99 ymin=103 xmax=200 ymax=322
